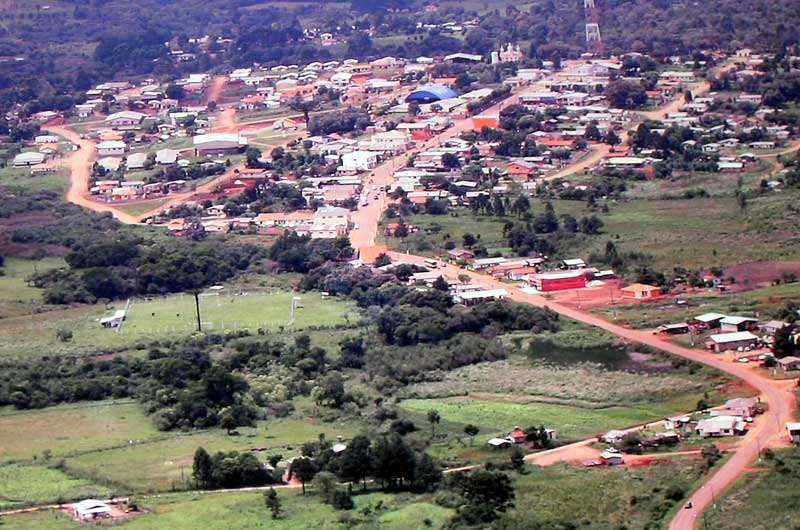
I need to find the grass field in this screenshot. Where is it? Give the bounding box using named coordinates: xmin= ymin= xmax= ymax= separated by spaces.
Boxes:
xmin=507 ymin=460 xmax=705 ymax=529
xmin=113 ymin=198 xmax=170 ymax=217
xmin=3 ymin=490 xmax=452 ymax=530
xmin=0 ymin=257 xmax=65 ymax=319
xmin=0 ymin=401 xmax=162 ymax=462
xmin=705 ymin=448 xmax=800 ymax=529
xmin=0 ymin=464 xmax=110 ymax=510
xmin=0 ymin=288 xmax=358 ymax=360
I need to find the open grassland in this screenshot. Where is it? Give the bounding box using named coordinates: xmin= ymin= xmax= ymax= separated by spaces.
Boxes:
xmin=0 ymin=464 xmax=110 ymax=510
xmin=705 ymin=448 xmax=800 ymax=530
xmin=506 ymin=460 xmax=705 ymax=529
xmin=0 ymin=401 xmax=161 ymax=462
xmin=0 ymin=164 xmax=69 ymax=194
xmin=65 ymin=414 xmax=362 ymax=493
xmin=626 ymin=162 xmax=770 ymax=199
xmin=592 ymin=281 xmax=800 ymax=329
xmin=4 ymin=490 xmax=452 ymax=530
xmin=380 ymin=212 xmax=510 ymax=257
xmin=0 ymin=288 xmax=358 ymax=360
xmin=113 ymin=198 xmax=170 ymax=218
xmin=0 ymin=257 xmax=65 ymax=319
xmin=399 ymin=395 xmax=698 ymax=443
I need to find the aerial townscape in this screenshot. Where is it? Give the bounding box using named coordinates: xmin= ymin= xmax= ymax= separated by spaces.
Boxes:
xmin=1 ymin=0 xmax=800 ymax=529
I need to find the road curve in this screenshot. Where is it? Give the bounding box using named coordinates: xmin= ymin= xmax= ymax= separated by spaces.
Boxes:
xmin=387 ymin=252 xmax=795 ymax=530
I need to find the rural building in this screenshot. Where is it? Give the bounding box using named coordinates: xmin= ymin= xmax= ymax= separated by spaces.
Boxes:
xmin=509 ymin=427 xmax=526 ymax=444
xmin=358 ymin=244 xmax=390 ymax=265
xmin=656 ymin=323 xmax=690 ymax=335
xmin=560 ymin=259 xmax=586 ymax=270
xmin=600 ymin=449 xmax=624 ymax=466
xmin=505 ymin=161 xmax=534 ymax=182
xmin=34 ymin=134 xmax=60 ymax=144
xmin=104 ymin=110 xmax=147 ymax=129
xmin=156 ymin=148 xmax=180 ymax=165
xmin=787 ymin=422 xmax=800 ymax=444
xmin=13 ymin=152 xmax=46 ymax=166
xmin=368 ymin=130 xmax=410 ymax=153
xmin=620 ymin=283 xmax=660 ymax=300
xmin=761 ymin=320 xmax=788 ymax=335
xmin=448 ymin=248 xmax=475 ymax=261
xmin=453 ymin=288 xmax=508 ymax=306
xmin=487 ymin=437 xmax=512 ymax=449
xmin=315 ymin=206 xmax=351 ymax=227
xmin=601 ymin=430 xmax=628 ymax=444
xmin=193 ymin=133 xmax=248 ymax=156
xmin=341 ymin=151 xmax=378 ymax=171
xmin=690 ymin=312 xmax=726 ymax=329
xmin=97 ymin=141 xmax=126 ymax=157
xmin=720 ymin=316 xmax=759 ymax=333
xmin=777 ymin=356 xmax=800 ymax=371
xmin=527 ymin=270 xmax=586 ymax=292
xmin=470 ymin=257 xmax=508 ymax=270
xmin=695 ymin=416 xmax=744 ymax=437
xmin=125 ymin=152 xmax=148 ymax=170
xmin=723 ymin=397 xmax=758 ymax=418
xmin=705 ymin=331 xmax=759 ymax=352
xmin=472 ymin=115 xmax=499 ymax=130
xmin=73 ymin=499 xmax=111 ymax=521
xmin=100 ymin=309 xmax=127 ymax=328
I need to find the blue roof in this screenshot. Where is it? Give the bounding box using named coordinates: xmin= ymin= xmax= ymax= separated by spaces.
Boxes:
xmin=405 ymin=84 xmax=457 ymax=102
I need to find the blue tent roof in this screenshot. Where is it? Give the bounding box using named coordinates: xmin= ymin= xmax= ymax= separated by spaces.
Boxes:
xmin=405 ymin=84 xmax=457 ymax=103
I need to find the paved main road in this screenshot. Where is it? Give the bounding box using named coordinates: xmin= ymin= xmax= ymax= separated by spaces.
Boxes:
xmin=388 ymin=252 xmax=796 ymax=530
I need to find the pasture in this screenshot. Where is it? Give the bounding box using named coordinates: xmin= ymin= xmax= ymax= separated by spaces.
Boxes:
xmin=0 ymin=464 xmax=109 ymax=510
xmin=0 ymin=401 xmax=161 ymax=462
xmin=114 ymin=198 xmax=170 ymax=218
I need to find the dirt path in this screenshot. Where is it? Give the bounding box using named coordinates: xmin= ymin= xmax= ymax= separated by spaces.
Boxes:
xmin=42 ymin=124 xmax=142 ymax=224
xmin=386 ymin=252 xmax=796 ymax=530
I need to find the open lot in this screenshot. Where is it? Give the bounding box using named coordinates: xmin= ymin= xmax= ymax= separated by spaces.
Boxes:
xmin=0 ymin=464 xmax=110 ymax=510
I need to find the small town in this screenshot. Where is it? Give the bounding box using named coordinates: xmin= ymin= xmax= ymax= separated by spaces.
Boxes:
xmin=0 ymin=1 xmax=799 ymax=529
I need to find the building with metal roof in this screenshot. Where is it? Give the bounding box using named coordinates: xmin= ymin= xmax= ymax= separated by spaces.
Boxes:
xmin=405 ymin=84 xmax=457 ymax=103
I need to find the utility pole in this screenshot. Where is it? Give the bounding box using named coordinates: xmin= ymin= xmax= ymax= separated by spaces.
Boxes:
xmin=609 ymin=284 xmax=616 ymax=319
xmin=193 ymin=290 xmax=202 ymax=332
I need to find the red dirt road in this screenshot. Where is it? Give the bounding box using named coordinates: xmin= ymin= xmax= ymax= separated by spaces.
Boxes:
xmin=387 ymin=252 xmax=796 ymax=530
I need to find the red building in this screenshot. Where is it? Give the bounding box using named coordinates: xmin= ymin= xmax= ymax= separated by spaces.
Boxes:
xmin=528 ymin=270 xmax=586 ymax=292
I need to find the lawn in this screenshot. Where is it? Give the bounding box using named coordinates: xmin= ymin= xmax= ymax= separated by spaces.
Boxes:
xmin=114 ymin=198 xmax=170 ymax=218
xmin=0 ymin=401 xmax=162 ymax=462
xmin=0 ymin=464 xmax=110 ymax=510
xmin=3 ymin=490 xmax=452 ymax=530
xmin=64 ymin=414 xmax=362 ymax=493
xmin=705 ymin=448 xmax=800 ymax=530
xmin=0 ymin=288 xmax=359 ymax=360
xmin=398 ymin=395 xmax=700 ymax=443
xmin=506 ymin=460 xmax=705 ymax=529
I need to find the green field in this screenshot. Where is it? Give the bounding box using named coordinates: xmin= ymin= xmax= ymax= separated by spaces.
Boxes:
xmin=113 ymin=198 xmax=170 ymax=217
xmin=3 ymin=491 xmax=452 ymax=530
xmin=0 ymin=257 xmax=65 ymax=319
xmin=705 ymin=448 xmax=800 ymax=529
xmin=0 ymin=464 xmax=110 ymax=510
xmin=0 ymin=288 xmax=358 ymax=360
xmin=399 ymin=395 xmax=699 ymax=443
xmin=0 ymin=401 xmax=162 ymax=462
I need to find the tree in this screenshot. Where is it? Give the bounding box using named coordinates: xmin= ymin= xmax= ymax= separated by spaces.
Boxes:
xmin=464 ymin=424 xmax=480 ymax=445
xmin=374 ymin=253 xmax=391 ymax=267
xmin=432 ymin=275 xmax=450 ymax=292
xmin=773 ymin=324 xmax=798 ymax=358
xmin=245 ymin=147 xmax=262 ymax=167
xmin=512 ymin=195 xmax=531 ymax=218
xmin=458 ymin=274 xmax=471 ymax=285
xmin=193 ymin=447 xmax=214 ymax=488
xmin=462 ymin=233 xmax=477 ymax=248
xmin=331 ymin=489 xmax=354 ymax=510
xmin=290 ymin=457 xmax=318 ymax=494
xmin=165 ymin=84 xmax=186 ymax=101
xmin=441 ymin=152 xmax=461 ymax=168
xmin=427 ymin=409 xmax=441 ymax=438
xmin=264 ymin=488 xmax=282 ymax=519
xmin=604 ymin=130 xmax=621 ymax=148
xmin=701 ymin=443 xmax=722 ymax=471
xmin=312 ymin=471 xmax=338 ymax=503
xmin=451 ymin=470 xmax=515 ymax=524
xmin=220 ymin=410 xmax=238 ymax=435
xmin=509 ymin=446 xmax=525 ymax=471
xmin=372 ymin=434 xmax=416 ymax=489
xmin=339 ymin=435 xmax=372 ymax=489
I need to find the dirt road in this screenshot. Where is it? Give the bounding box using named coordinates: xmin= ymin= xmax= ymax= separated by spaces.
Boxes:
xmin=43 ymin=124 xmax=142 ymax=224
xmin=387 ymin=252 xmax=795 ymax=530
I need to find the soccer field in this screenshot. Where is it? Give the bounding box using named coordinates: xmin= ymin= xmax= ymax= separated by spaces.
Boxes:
xmin=117 ymin=290 xmax=358 ymax=337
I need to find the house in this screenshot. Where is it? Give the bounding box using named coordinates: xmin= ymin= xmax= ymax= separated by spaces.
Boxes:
xmin=97 ymin=157 xmax=122 ymax=172
xmin=368 ymin=130 xmax=410 ymax=154
xmin=600 ymin=449 xmax=624 ymax=466
xmin=505 ymin=161 xmax=534 ymax=182
xmin=720 ymin=316 xmax=759 ymax=333
xmin=447 ymin=248 xmax=475 ymax=261
xmin=761 ymin=320 xmax=789 ymax=335
xmin=97 ymin=141 xmax=126 ymax=157
xmin=777 ymin=356 xmax=800 ymax=371
xmin=125 ymin=152 xmax=148 ymax=170
xmin=193 ymin=133 xmax=247 ymax=156
xmin=315 ymin=206 xmax=350 ymax=227
xmin=13 ymin=152 xmax=45 ymax=167
xmin=560 ymin=258 xmax=586 ymax=270
xmin=663 ymin=415 xmax=692 ymax=432
xmin=453 ymin=289 xmax=508 ymax=306
xmin=601 ymin=430 xmax=628 ymax=444
xmin=34 ymin=134 xmax=60 ymax=144
xmin=470 ymin=257 xmax=507 ymax=270
xmin=696 ymin=415 xmax=743 ymax=437
xmin=690 ymin=312 xmax=726 ymax=330
xmin=724 ymin=397 xmax=758 ymax=418
xmin=73 ymin=499 xmax=112 ymax=521
xmin=706 ymin=331 xmax=759 ymax=352
xmin=621 ymin=283 xmax=660 ymax=300
xmin=787 ymin=422 xmax=800 ymax=444
xmin=341 ymin=151 xmax=378 ymax=172
xmin=487 ymin=437 xmax=512 ymax=449
xmin=509 ymin=427 xmax=526 ymax=444
xmin=104 ymin=110 xmax=147 ymax=129
xmin=100 ymin=309 xmax=127 ymax=328
xmin=527 ymin=270 xmax=586 ymax=292
xmin=656 ymin=323 xmax=690 ymax=335
xmin=472 ymin=115 xmax=499 ymax=130
xmin=155 ymin=148 xmax=179 ymax=165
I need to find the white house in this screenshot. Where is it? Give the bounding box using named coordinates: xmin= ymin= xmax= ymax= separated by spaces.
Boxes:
xmin=314 ymin=206 xmax=351 ymax=227
xmin=341 ymin=151 xmax=378 ymax=172
xmin=368 ymin=130 xmax=410 ymax=153
xmin=125 ymin=152 xmax=148 ymax=170
xmin=104 ymin=110 xmax=147 ymax=129
xmin=13 ymin=152 xmax=45 ymax=166
xmin=155 ymin=148 xmax=179 ymax=165
xmin=97 ymin=141 xmax=126 ymax=157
